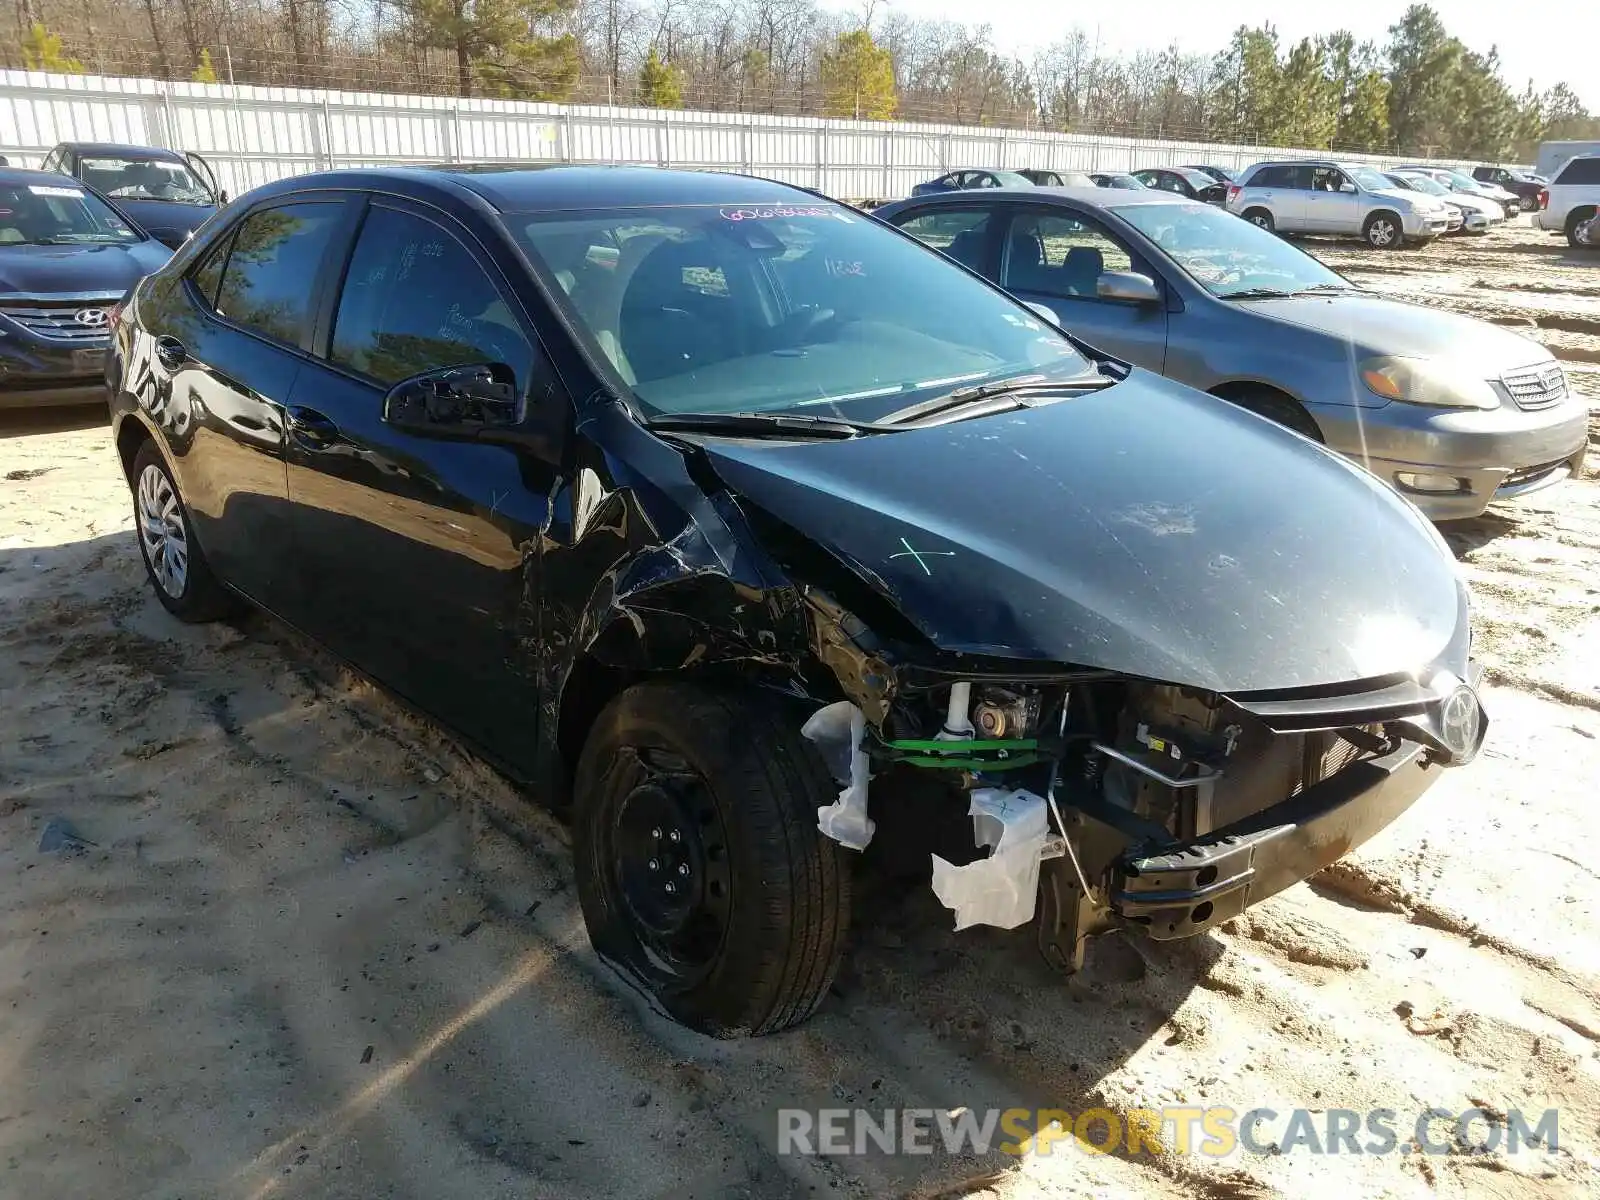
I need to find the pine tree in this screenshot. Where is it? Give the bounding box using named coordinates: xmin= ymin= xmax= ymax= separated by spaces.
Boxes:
xmin=21 ymin=23 xmax=84 ymax=73
xmin=820 ymin=29 xmax=897 ymax=121
xmin=193 ymin=48 xmax=219 ymax=84
xmin=637 ymin=47 xmax=683 ymax=108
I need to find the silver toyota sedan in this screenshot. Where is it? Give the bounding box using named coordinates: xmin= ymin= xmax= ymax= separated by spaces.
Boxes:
xmin=875 ymin=188 xmax=1588 ymax=519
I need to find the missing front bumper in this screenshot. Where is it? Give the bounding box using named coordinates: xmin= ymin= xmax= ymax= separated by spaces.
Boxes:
xmin=1111 ymin=741 xmax=1436 ymax=939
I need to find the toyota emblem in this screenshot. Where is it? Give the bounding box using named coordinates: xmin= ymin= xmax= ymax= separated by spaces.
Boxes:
xmin=75 ymin=308 xmax=109 ymax=328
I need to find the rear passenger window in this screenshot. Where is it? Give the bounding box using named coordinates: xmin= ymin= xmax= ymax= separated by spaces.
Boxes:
xmin=1557 ymin=158 xmax=1600 ymax=185
xmin=215 ymin=202 xmax=342 ymax=344
xmin=895 ymin=209 xmax=994 ymax=271
xmin=330 ymin=205 xmax=534 ymax=389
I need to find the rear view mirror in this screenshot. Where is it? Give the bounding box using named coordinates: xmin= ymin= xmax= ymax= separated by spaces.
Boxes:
xmin=383 ymin=363 xmax=520 ymax=438
xmin=1097 ymin=271 xmax=1161 ymax=305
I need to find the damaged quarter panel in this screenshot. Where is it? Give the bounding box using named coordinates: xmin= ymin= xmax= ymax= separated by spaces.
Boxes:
xmin=689 ymin=371 xmax=1469 ymax=693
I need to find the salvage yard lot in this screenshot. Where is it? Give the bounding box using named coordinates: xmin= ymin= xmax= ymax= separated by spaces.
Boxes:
xmin=2 ymin=219 xmax=1599 ymax=1200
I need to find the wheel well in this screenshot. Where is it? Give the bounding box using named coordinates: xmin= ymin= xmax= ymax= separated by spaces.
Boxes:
xmin=557 ymin=654 xmax=640 ymax=791
xmin=1242 ymin=206 xmax=1271 ymax=219
xmin=1364 ymin=209 xmax=1401 ymax=229
xmin=1567 ymin=205 xmax=1597 ymax=229
xmin=115 ymin=415 xmax=153 ymax=482
xmin=1208 ymin=382 xmax=1323 ymax=441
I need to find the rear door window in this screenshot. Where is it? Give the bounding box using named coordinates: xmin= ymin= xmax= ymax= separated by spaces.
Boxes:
xmin=214 ymin=202 xmax=344 ymax=346
xmin=330 ymin=204 xmax=534 ymax=389
xmin=893 ymin=208 xmax=997 ymax=272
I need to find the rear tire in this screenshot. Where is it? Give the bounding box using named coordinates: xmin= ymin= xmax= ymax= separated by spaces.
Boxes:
xmin=1242 ymin=207 xmax=1275 ymax=233
xmin=1568 ymin=208 xmax=1597 ymax=249
xmin=573 ymin=681 xmax=851 ymax=1037
xmin=129 ymin=440 xmax=235 ymax=623
xmin=1363 ymin=211 xmax=1402 ymax=250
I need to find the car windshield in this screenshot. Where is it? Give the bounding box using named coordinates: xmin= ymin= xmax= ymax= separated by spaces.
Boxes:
xmin=1175 ymin=169 xmax=1216 ymax=190
xmin=1115 ymin=201 xmax=1352 ymax=299
xmin=512 ymin=203 xmax=1095 ymax=421
xmin=1441 ymin=170 xmax=1480 ymax=190
xmin=0 ymin=179 xmax=144 ymax=245
xmin=1347 ymin=166 xmax=1394 ymax=191
xmin=993 ymin=171 xmax=1034 ymax=188
xmin=81 ymin=156 xmax=214 ymax=204
xmin=1397 ymin=172 xmax=1449 ymax=196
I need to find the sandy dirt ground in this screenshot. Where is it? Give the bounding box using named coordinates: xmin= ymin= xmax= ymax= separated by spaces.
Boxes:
xmin=3 ymin=219 xmax=1600 ymax=1200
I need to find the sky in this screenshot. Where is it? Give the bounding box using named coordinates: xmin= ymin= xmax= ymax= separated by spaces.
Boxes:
xmin=834 ymin=0 xmax=1599 ymax=110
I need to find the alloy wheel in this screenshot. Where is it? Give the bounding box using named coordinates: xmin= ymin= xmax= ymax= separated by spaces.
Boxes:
xmin=137 ymin=463 xmax=188 ymax=598
xmin=1368 ymin=218 xmax=1397 ymax=248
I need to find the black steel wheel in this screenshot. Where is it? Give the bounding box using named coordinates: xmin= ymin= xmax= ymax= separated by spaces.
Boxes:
xmin=573 ymin=681 xmax=850 ymax=1036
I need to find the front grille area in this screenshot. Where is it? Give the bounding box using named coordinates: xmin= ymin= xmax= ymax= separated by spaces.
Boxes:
xmin=0 ymin=302 xmax=117 ymax=343
xmin=1500 ymin=363 xmax=1568 ymax=411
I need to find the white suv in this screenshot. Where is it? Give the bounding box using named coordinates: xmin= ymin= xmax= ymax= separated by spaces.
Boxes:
xmin=1227 ymin=160 xmax=1452 ymax=248
xmin=1536 ymin=155 xmax=1600 ymax=247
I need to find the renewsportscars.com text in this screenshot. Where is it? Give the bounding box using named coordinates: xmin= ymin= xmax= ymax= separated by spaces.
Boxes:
xmin=776 ymin=1106 xmax=1560 ymax=1158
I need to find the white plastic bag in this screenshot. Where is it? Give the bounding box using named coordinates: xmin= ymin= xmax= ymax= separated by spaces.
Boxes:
xmin=802 ymin=701 xmax=875 ymax=851
xmin=930 ymin=788 xmax=1050 ymax=930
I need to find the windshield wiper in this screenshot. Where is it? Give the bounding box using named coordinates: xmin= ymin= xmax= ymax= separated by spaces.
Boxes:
xmin=1290 ymin=283 xmax=1358 ymax=295
xmin=646 ymin=411 xmax=886 ymax=439
xmin=877 ymin=372 xmax=1112 ymax=427
xmin=1215 ymin=287 xmax=1294 ymax=300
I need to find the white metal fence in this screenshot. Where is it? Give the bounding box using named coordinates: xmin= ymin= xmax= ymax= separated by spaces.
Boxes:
xmin=1 ymin=69 xmax=1468 ymax=202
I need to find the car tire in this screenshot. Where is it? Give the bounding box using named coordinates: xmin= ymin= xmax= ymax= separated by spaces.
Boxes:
xmin=1215 ymin=386 xmax=1323 ymax=441
xmin=1567 ymin=208 xmax=1597 ymax=249
xmin=1519 ymin=194 xmax=1536 ymax=213
xmin=129 ymin=440 xmax=236 ymax=623
xmin=1243 ymin=208 xmax=1275 ymax=233
xmin=1363 ymin=212 xmax=1402 ymax=250
xmin=573 ymin=681 xmax=851 ymax=1037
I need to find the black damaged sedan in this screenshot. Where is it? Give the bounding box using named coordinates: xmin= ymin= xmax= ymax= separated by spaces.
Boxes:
xmin=108 ymin=165 xmax=1484 ymax=1036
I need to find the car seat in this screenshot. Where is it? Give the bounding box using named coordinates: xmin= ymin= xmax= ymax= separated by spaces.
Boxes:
xmin=1060 ymin=245 xmax=1104 ymax=296
xmin=618 ymin=238 xmax=735 ymax=384
xmin=943 ymin=228 xmax=986 ymax=270
xmin=1006 ymin=229 xmax=1047 ymax=289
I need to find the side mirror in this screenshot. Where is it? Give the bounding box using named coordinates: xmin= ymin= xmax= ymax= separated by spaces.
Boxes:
xmin=218 ymin=190 xmax=230 ymax=205
xmin=1339 ymin=182 xmax=1357 ymax=193
xmin=1097 ymin=271 xmax=1161 ymax=305
xmin=383 ymin=363 xmax=520 ymax=439
xmin=1024 ymin=300 xmax=1061 ymax=327
xmin=0 ymin=155 xmax=9 ymax=167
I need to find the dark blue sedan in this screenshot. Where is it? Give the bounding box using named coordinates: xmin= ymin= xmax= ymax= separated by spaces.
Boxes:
xmin=911 ymin=168 xmax=1036 ymax=196
xmin=42 ymin=142 xmax=226 ymax=248
xmin=0 ymin=166 xmax=172 ymax=407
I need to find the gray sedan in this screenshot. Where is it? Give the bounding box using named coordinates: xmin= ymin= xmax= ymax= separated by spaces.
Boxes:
xmin=875 ymin=188 xmax=1588 ymax=519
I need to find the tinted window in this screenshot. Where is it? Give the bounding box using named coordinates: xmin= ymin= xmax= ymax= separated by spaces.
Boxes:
xmin=215 ymin=203 xmax=343 ymax=344
xmin=895 ymin=208 xmax=995 ymax=270
xmin=190 ymin=232 xmax=232 ymax=307
xmin=331 ymin=205 xmax=533 ymax=388
xmin=83 ymin=155 xmax=214 ymax=204
xmin=1002 ymin=212 xmax=1134 ymax=299
xmin=1249 ymin=164 xmax=1305 ymax=189
xmin=1557 ymin=157 xmax=1600 ymax=185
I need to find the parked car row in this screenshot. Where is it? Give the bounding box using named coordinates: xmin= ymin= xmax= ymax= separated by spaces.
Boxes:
xmin=106 ymin=162 xmax=1512 ymax=1038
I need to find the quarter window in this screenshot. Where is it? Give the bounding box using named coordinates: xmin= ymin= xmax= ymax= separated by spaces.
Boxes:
xmin=190 ymin=233 xmax=232 ymax=307
xmin=330 ymin=205 xmax=533 ymax=389
xmin=215 ymin=202 xmax=343 ymax=345
xmin=1557 ymin=157 xmax=1600 ymax=185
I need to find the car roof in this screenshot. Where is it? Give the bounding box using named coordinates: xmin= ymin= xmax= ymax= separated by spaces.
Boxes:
xmin=885 ymin=186 xmax=1191 ymax=211
xmin=56 ymin=142 xmax=188 ymax=162
xmin=0 ymin=164 xmax=100 ymax=187
xmin=241 ymin=164 xmax=833 ymax=213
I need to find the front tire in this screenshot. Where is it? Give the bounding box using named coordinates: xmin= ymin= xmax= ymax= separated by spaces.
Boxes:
xmin=573 ymin=681 xmax=851 ymax=1036
xmin=130 ymin=440 xmax=235 ymax=622
xmin=1364 ymin=212 xmax=1402 ymax=250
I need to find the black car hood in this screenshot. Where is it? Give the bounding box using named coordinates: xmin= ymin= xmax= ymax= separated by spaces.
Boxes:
xmin=0 ymin=240 xmax=172 ymax=296
xmin=111 ymin=198 xmax=214 ymax=242
xmin=693 ymin=372 xmax=1466 ymax=693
